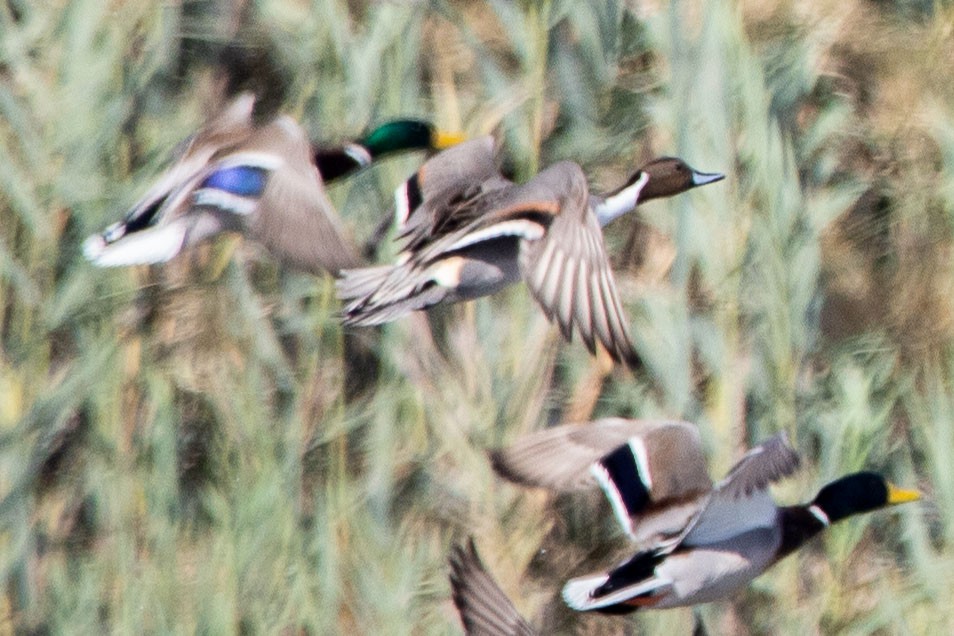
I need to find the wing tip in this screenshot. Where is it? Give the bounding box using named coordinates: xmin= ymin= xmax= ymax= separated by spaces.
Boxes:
xmin=448 ymin=537 xmax=480 ymax=590
xmin=601 ymin=340 xmax=643 ymax=373
xmin=449 ymin=538 xmax=534 ymax=636
xmin=487 ymin=449 xmax=523 ymax=485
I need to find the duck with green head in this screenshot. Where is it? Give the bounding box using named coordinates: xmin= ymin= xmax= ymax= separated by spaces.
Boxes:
xmin=487 ymin=420 xmax=920 ymax=613
xmin=314 ymin=119 xmax=463 ymax=182
xmin=82 ymin=94 xmax=462 ymax=274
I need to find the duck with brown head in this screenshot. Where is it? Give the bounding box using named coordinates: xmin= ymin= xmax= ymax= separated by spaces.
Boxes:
xmin=593 ymin=156 xmax=724 ymax=226
xmin=337 ymin=140 xmax=724 ymax=368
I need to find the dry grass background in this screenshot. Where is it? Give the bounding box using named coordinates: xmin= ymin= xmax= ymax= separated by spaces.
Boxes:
xmin=1 ymin=0 xmax=954 ymax=633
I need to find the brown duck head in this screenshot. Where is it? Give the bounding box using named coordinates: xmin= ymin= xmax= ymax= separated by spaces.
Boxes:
xmin=636 ymin=157 xmax=724 ymax=202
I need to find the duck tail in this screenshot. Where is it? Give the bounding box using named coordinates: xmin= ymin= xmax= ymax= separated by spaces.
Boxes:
xmin=562 ymin=573 xmax=614 ymax=612
xmin=562 ymin=549 xmax=668 ymax=614
xmin=336 ymin=263 xmax=448 ymax=326
xmin=336 ymin=264 xmax=396 ymax=302
xmin=563 ymin=571 xmax=660 ymax=615
xmin=82 ymin=220 xmax=189 ymax=267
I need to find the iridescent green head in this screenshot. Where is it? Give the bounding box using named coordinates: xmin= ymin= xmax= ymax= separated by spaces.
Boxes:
xmin=360 ymin=119 xmax=464 ymax=157
xmin=314 ymin=119 xmax=464 ymax=183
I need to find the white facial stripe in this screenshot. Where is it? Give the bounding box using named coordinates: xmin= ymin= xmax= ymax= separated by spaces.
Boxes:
xmin=447 ymin=219 xmax=545 ymax=252
xmin=808 ymin=504 xmax=830 ymax=527
xmin=590 ymin=463 xmax=636 ymax=540
xmin=594 ymin=171 xmax=649 ymax=227
xmin=193 ymin=189 xmax=258 ymax=215
xmin=628 ymin=437 xmax=653 ymax=491
xmin=344 ymin=143 xmax=373 ymax=167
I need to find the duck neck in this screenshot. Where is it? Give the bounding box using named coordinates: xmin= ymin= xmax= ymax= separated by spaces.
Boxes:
xmin=594 ymin=171 xmax=649 ymax=227
xmin=313 ymin=144 xmax=371 ymax=183
xmin=314 ymin=121 xmax=433 ymax=183
xmin=776 ymin=506 xmax=828 ymax=560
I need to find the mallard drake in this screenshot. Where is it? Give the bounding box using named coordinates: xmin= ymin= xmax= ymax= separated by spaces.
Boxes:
xmin=336 ymin=137 xmax=723 ymax=366
xmin=449 ymin=539 xmax=535 ymax=636
xmin=492 ymin=420 xmax=920 ymax=612
xmin=83 ymin=94 xmax=461 ymax=274
xmin=314 ymin=119 xmax=464 ymax=182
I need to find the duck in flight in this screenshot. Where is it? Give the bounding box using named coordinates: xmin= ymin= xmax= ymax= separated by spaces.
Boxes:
xmin=490 ymin=419 xmax=920 ymax=613
xmin=337 ymin=137 xmax=724 ymax=367
xmin=83 ymin=93 xmax=462 ymax=275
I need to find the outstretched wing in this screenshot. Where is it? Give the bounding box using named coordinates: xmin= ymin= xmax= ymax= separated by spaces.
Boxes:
xmin=492 ymin=418 xmax=711 ymax=543
xmin=244 ymin=117 xmax=363 ymax=274
xmin=490 ymin=419 xmax=703 ymax=493
xmin=395 ymin=136 xmax=508 ymax=246
xmin=715 ymin=433 xmax=802 ymax=500
xmin=680 ymin=433 xmax=801 ymax=546
xmin=449 ymin=539 xmax=536 ymax=636
xmin=517 ymin=162 xmax=642 ymax=368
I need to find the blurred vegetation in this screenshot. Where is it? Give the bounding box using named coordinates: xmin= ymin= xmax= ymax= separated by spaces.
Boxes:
xmin=1 ymin=0 xmax=953 ymax=633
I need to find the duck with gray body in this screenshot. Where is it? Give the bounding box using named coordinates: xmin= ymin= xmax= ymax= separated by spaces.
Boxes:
xmin=492 ymin=421 xmax=920 ymax=612
xmin=449 ymin=422 xmax=919 ymax=629
xmin=337 ymin=138 xmax=724 ymax=367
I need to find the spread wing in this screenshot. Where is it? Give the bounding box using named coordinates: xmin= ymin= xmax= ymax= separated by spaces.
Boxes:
xmin=490 ymin=418 xmax=700 ymax=493
xmin=492 ymin=418 xmax=711 ymax=544
xmin=714 ymin=433 xmax=802 ymax=500
xmin=449 ymin=540 xmax=535 ymax=636
xmin=244 ymin=117 xmax=363 ymax=274
xmin=680 ymin=433 xmax=801 ymax=546
xmin=395 ymin=136 xmax=509 ymax=249
xmin=517 ymin=162 xmax=642 ymax=368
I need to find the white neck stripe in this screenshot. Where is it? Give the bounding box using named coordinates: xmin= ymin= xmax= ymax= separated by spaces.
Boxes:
xmin=808 ymin=504 xmax=830 ymax=527
xmin=594 ymin=171 xmax=649 ymax=227
xmin=344 ymin=143 xmax=373 ymax=167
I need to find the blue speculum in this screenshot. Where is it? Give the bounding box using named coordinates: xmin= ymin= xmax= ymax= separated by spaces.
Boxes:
xmin=200 ymin=165 xmax=269 ymax=197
